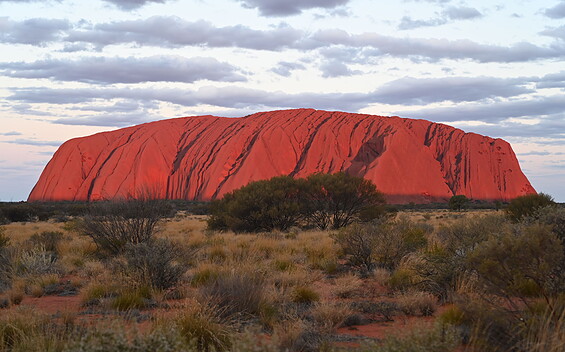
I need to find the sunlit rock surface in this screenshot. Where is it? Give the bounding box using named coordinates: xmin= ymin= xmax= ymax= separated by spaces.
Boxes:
xmin=29 ymin=109 xmax=536 ymax=203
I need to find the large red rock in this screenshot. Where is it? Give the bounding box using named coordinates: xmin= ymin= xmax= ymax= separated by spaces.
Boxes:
xmin=28 ymin=109 xmax=536 ymax=203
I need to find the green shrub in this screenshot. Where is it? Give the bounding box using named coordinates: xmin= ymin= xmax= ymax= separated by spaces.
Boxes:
xmin=0 ymin=248 xmax=11 ymax=292
xmin=208 ymin=173 xmax=387 ymax=232
xmin=208 ymin=176 xmax=304 ymax=232
xmin=449 ymin=195 xmax=470 ymax=211
xmin=438 ymin=305 xmax=466 ymax=325
xmin=333 ymin=217 xmax=428 ymax=273
xmin=121 ymin=239 xmax=187 ymax=290
xmin=27 ymin=231 xmax=64 ymax=254
xmin=199 ymin=272 xmax=264 ymax=318
xmin=396 ymin=291 xmax=437 ymax=316
xmin=0 ymin=227 xmax=9 ymax=248
xmin=17 ymin=245 xmax=59 ymax=276
xmin=292 ymin=286 xmax=320 ymax=304
xmin=303 ymin=172 xmax=386 ymax=229
xmin=506 ymin=193 xmax=555 ymax=222
xmin=111 ymin=287 xmax=152 ymax=311
xmin=64 ymin=326 xmax=188 ymax=352
xmin=173 ymin=304 xmax=233 ymax=352
xmin=191 ymin=265 xmax=222 ymax=287
xmin=79 ymin=199 xmax=172 ymax=255
xmin=411 ymin=214 xmax=507 ymax=301
xmin=466 ymin=224 xmax=563 ymax=299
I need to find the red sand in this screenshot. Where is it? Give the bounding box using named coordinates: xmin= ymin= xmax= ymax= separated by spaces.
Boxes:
xmin=29 ymin=109 xmax=535 ymax=203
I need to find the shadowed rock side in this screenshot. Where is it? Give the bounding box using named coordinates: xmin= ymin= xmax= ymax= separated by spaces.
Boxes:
xmin=28 ymin=109 xmax=536 ymax=203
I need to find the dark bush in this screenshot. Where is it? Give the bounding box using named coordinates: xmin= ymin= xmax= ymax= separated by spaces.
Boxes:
xmin=208 ymin=173 xmax=386 ymax=232
xmin=506 ymin=193 xmax=555 ymax=222
xmin=332 ymin=217 xmax=428 ymax=273
xmin=0 ymin=203 xmax=37 ymax=222
xmin=0 ymin=227 xmax=9 ymax=248
xmin=449 ymin=195 xmax=469 ymax=211
xmin=411 ymin=214 xmax=507 ymax=301
xmin=80 ymin=199 xmax=173 ymax=255
xmin=466 ymin=224 xmax=563 ymax=300
xmin=121 ymin=239 xmax=187 ymax=291
xmin=303 ymin=172 xmax=387 ymax=229
xmin=27 ymin=231 xmax=64 ymax=254
xmin=208 ymin=176 xmax=304 ymax=232
xmin=0 ymin=247 xmax=12 ymax=292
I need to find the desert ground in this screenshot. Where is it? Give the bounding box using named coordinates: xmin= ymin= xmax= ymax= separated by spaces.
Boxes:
xmin=0 ymin=205 xmax=563 ymax=352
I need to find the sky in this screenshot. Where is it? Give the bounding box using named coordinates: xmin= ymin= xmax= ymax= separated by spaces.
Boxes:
xmin=0 ymin=0 xmax=564 ymax=202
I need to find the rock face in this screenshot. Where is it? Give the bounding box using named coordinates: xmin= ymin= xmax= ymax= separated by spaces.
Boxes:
xmin=29 ymin=109 xmax=536 ymax=203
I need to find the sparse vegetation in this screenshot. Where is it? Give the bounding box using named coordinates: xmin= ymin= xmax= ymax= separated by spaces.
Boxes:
xmin=506 ymin=192 xmax=556 ymax=222
xmin=0 ymin=194 xmax=562 ymax=351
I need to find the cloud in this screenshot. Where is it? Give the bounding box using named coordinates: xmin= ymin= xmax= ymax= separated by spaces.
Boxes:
xmin=545 ymin=1 xmax=565 ymax=19
xmin=54 ymin=111 xmax=160 ymax=127
xmin=270 ymin=61 xmax=306 ymax=77
xmin=6 ymin=75 xmax=538 ymax=124
xmin=308 ymin=29 xmax=565 ymax=62
xmin=2 ymin=17 xmax=564 ymax=63
xmin=0 ymin=17 xmax=69 ymax=45
xmin=541 ymin=25 xmax=565 ymax=41
xmin=101 ymin=0 xmax=168 ymax=10
xmin=6 ymin=138 xmax=63 ymax=147
xmin=0 ymin=131 xmax=22 ymax=136
xmin=443 ymin=6 xmax=482 ymax=20
xmin=395 ymin=95 xmax=565 ymax=123
xmin=65 ymin=16 xmax=303 ymax=51
xmin=398 ymin=16 xmax=446 ymax=30
xmin=10 ymin=103 xmax=53 ymax=116
xmin=370 ymin=76 xmax=533 ymax=105
xmin=320 ymin=60 xmax=361 ymax=77
xmin=398 ymin=6 xmax=482 ymax=30
xmin=517 ymin=151 xmax=565 ymax=156
xmin=0 ymin=56 xmax=246 ymax=84
xmin=536 ymin=71 xmax=565 ymax=88
xmin=235 ymin=0 xmax=350 ymax=17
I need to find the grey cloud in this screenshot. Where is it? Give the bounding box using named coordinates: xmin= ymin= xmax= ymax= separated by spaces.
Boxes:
xmin=11 ymin=103 xmax=53 ymax=116
xmin=101 ymin=0 xmax=168 ymax=10
xmin=0 ymin=131 xmax=22 ymax=136
xmin=536 ymin=71 xmax=565 ymax=88
xmin=518 ymin=151 xmax=565 ymax=156
xmin=2 ymin=16 xmax=564 ymax=64
xmin=398 ymin=16 xmax=446 ymax=30
xmin=0 ymin=17 xmax=69 ymax=45
xmin=54 ymin=111 xmax=160 ymax=127
xmin=320 ymin=60 xmax=361 ymax=77
xmin=0 ymin=56 xmax=246 ymax=84
xmin=444 ymin=6 xmax=482 ymax=20
xmin=7 ymin=75 xmax=537 ymax=122
xmin=270 ymin=61 xmax=306 ymax=77
xmin=545 ymin=1 xmax=565 ymax=19
xmin=371 ymin=76 xmax=533 ymax=105
xmin=70 ymin=100 xmax=159 ymax=112
xmin=66 ymin=16 xmax=303 ymax=51
xmin=398 ymin=6 xmax=482 ymax=30
xmin=6 ymin=138 xmax=63 ymax=147
xmin=461 ymin=117 xmax=565 ymax=141
xmin=308 ymin=29 xmax=565 ymax=62
xmin=395 ymin=95 xmax=565 ymax=122
xmin=541 ymin=25 xmax=565 ymax=41
xmin=236 ymin=0 xmax=350 ymax=17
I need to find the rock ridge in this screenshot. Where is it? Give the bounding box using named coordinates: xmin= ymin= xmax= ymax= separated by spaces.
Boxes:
xmin=28 ymin=109 xmax=536 ymax=203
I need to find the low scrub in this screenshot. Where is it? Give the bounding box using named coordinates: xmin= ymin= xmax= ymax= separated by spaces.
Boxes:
xmin=199 ymin=272 xmax=265 ymax=319
xmin=120 ymin=239 xmax=187 ymax=291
